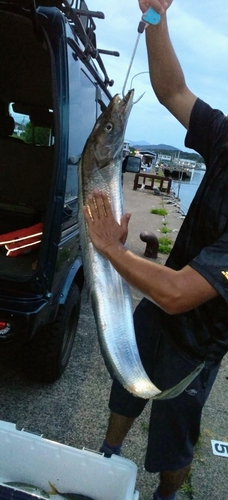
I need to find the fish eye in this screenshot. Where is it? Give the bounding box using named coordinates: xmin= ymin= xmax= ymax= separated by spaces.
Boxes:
xmin=105 ymin=122 xmax=113 ymax=132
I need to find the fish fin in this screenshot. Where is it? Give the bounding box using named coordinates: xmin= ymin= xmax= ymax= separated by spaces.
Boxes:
xmin=152 ymin=362 xmax=205 ymax=400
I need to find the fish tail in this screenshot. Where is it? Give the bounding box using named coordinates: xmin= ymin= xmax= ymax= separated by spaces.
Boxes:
xmin=153 ymin=362 xmax=205 ymax=400
xmin=48 ymin=482 xmax=59 ymax=495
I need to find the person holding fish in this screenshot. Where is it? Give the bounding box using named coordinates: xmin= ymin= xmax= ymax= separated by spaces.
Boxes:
xmin=83 ymin=1 xmax=228 ymax=499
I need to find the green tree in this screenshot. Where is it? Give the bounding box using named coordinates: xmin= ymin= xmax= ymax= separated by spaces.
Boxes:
xmin=21 ymin=121 xmax=50 ymax=146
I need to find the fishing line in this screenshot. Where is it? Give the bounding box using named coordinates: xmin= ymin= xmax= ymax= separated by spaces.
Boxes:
xmin=122 ymin=7 xmax=161 ymax=103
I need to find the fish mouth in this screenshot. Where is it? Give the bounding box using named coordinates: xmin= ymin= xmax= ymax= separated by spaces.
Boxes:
xmin=112 ymin=89 xmax=134 ymax=119
xmin=121 ymin=88 xmax=134 ymax=107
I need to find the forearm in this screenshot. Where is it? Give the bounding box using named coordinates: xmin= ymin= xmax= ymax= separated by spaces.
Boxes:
xmin=146 ymin=14 xmax=185 ymax=103
xmin=145 ymin=13 xmax=196 ymax=127
xmin=103 ymin=243 xmax=190 ymax=315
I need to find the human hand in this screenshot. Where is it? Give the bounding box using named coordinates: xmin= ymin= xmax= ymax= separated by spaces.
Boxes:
xmin=138 ymin=0 xmax=173 ymax=14
xmin=83 ymin=189 xmax=131 ymax=256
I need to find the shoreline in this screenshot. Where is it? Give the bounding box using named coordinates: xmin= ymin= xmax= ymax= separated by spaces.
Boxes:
xmin=123 ymin=171 xmax=184 ymax=268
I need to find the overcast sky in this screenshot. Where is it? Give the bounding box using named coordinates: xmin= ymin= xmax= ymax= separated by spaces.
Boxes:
xmin=93 ymin=1 xmax=228 ymax=151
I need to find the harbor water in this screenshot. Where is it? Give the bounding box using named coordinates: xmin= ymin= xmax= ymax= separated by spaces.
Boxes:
xmin=171 ymin=169 xmax=205 ymax=215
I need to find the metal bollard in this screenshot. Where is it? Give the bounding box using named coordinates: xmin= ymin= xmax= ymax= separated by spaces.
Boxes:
xmin=140 ymin=231 xmax=159 ymax=258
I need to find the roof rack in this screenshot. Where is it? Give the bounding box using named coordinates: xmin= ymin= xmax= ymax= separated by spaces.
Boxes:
xmin=60 ymin=0 xmax=119 ymax=86
xmin=1 ymin=0 xmax=119 ymax=87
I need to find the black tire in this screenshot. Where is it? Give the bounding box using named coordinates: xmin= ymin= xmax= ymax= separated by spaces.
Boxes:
xmin=22 ymin=283 xmax=81 ymax=383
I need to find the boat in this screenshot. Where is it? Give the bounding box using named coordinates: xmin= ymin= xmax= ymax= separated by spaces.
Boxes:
xmin=164 ymin=159 xmax=195 ymax=180
xmin=195 ymin=162 xmax=206 ymax=171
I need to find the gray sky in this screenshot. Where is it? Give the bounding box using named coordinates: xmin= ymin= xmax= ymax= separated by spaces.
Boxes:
xmin=94 ymin=1 xmax=228 ymax=151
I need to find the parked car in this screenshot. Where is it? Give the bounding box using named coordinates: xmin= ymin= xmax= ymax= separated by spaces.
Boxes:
xmin=0 ymin=0 xmax=117 ymax=382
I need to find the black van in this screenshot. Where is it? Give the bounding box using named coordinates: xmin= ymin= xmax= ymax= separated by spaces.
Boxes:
xmin=0 ymin=0 xmax=117 ymax=382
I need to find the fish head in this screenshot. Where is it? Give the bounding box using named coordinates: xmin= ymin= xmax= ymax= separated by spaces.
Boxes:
xmin=82 ymin=90 xmax=134 ymax=170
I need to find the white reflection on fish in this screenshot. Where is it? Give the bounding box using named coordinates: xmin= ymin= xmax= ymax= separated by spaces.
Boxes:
xmin=78 ymin=90 xmax=204 ymax=400
xmin=3 ymin=482 xmax=95 ymax=500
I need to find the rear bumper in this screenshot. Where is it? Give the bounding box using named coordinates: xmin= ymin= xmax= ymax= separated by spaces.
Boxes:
xmin=0 ymin=296 xmax=48 ymax=342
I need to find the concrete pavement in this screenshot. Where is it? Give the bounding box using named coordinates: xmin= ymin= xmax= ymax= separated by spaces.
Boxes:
xmin=0 ymin=171 xmax=227 ymax=500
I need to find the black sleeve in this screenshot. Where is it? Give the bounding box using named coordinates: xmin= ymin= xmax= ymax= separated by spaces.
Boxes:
xmin=185 ymin=98 xmax=226 ymax=165
xmin=189 ymin=229 xmax=228 ymax=304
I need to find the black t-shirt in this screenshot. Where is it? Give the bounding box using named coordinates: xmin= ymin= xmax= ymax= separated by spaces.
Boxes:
xmin=159 ymin=98 xmax=228 ymax=364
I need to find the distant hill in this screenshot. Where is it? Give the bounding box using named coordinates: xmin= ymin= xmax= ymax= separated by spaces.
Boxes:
xmin=130 ymin=143 xmax=203 ymax=163
xmin=131 ymin=140 xmax=150 ymax=146
xmin=132 ymin=143 xmax=180 ymax=151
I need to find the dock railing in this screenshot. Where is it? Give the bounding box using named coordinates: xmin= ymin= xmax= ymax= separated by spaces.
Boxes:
xmin=133 ymin=172 xmax=172 ymax=194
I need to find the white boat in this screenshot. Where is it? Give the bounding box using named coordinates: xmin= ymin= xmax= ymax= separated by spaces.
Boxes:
xmin=164 ymin=159 xmax=195 ymax=180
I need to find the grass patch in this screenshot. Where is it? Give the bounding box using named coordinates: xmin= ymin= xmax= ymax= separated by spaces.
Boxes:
xmin=159 ymin=245 xmax=172 ymax=254
xmin=141 ymin=421 xmax=149 ymax=433
xmin=160 ymin=226 xmax=171 ymax=234
xmin=158 ymin=236 xmax=172 ymax=245
xmin=150 ymin=208 xmax=167 ymax=216
xmin=180 ymin=470 xmax=193 ymax=495
xmin=158 ymin=236 xmax=172 ymax=254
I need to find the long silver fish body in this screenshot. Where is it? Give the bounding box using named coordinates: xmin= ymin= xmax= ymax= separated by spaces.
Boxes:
xmin=78 ymin=91 xmax=204 ymax=400
xmin=4 ymin=482 xmax=50 ymax=498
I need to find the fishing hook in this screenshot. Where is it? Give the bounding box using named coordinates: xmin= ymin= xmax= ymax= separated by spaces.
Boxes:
xmin=133 ymin=91 xmax=146 ymax=104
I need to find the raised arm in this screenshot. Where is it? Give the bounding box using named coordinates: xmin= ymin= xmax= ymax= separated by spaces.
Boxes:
xmin=139 ymin=0 xmax=197 ymax=129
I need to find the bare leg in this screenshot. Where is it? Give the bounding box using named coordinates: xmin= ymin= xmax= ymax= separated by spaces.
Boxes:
xmin=158 ymin=464 xmax=191 ymax=498
xmin=105 ymin=411 xmax=135 ymax=446
xmin=105 ymin=413 xmax=191 ymax=499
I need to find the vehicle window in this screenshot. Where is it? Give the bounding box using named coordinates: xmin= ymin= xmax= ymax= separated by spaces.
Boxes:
xmin=10 ymin=103 xmax=54 ymax=146
xmin=10 ymin=104 xmax=28 ymax=139
xmin=68 ymin=66 xmax=96 ymax=159
xmin=64 ymin=42 xmax=97 ymax=224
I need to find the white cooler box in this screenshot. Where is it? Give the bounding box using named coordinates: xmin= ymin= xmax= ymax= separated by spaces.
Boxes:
xmin=0 ymin=420 xmax=139 ymax=500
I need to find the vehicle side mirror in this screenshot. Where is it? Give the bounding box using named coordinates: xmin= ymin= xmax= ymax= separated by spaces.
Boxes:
xmin=122 ymin=155 xmax=141 ymax=173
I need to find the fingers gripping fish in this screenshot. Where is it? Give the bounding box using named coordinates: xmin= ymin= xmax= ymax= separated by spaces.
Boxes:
xmin=78 ymin=90 xmax=204 ymax=400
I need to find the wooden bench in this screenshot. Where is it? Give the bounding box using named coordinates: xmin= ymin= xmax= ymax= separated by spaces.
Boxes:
xmin=133 ymin=172 xmax=172 ymax=194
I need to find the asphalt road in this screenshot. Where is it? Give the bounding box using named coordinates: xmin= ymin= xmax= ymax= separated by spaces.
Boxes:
xmin=0 ymin=173 xmax=227 ymax=500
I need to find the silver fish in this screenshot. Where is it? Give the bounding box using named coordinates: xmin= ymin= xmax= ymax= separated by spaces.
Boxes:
xmin=3 ymin=482 xmax=94 ymax=500
xmin=4 ymin=482 xmax=50 ymax=498
xmin=50 ymin=493 xmax=94 ymax=500
xmin=51 ymin=495 xmax=94 ymax=500
xmin=49 ymin=482 xmax=95 ymax=500
xmin=78 ymin=90 xmax=205 ymax=399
